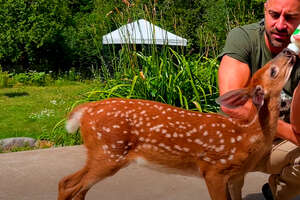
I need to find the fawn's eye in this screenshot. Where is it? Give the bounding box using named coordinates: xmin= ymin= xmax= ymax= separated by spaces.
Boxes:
xmin=270 ymin=66 xmax=279 ymax=78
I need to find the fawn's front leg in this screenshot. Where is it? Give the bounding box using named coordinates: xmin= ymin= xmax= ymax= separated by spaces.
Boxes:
xmin=227 ymin=174 xmax=245 ymax=200
xmin=204 ymin=171 xmax=229 ymax=200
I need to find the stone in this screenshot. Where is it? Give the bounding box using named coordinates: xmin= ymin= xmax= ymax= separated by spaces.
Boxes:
xmin=0 ymin=137 xmax=36 ymax=151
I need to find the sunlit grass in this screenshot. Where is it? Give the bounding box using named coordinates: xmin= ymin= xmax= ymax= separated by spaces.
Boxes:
xmin=0 ymin=83 xmax=99 ymax=145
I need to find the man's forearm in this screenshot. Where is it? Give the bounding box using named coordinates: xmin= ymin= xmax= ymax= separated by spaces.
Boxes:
xmin=291 ymin=83 xmax=300 ymax=133
xmin=220 ymin=100 xmax=257 ymax=121
xmin=277 ymin=120 xmax=300 ymax=146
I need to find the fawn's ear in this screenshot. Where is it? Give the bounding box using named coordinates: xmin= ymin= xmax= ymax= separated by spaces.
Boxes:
xmin=251 ymin=85 xmax=264 ymax=109
xmin=216 ymin=85 xmax=265 ymax=109
xmin=216 ymin=88 xmax=250 ymax=109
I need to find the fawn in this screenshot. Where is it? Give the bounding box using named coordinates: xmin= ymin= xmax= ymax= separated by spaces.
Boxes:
xmin=58 ymin=48 xmax=296 ymax=200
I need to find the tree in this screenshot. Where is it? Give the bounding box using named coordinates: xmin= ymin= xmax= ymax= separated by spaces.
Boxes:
xmin=0 ymin=0 xmax=70 ymax=72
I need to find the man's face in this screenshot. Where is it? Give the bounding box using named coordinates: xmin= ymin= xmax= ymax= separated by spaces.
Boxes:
xmin=264 ymin=0 xmax=300 ymax=50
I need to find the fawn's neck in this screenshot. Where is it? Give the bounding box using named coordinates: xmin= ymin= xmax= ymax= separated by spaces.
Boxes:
xmin=258 ymin=94 xmax=281 ymax=142
xmin=236 ymin=93 xmax=280 ymax=143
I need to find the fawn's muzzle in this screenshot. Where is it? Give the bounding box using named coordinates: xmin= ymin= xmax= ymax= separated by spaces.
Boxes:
xmin=282 ymin=48 xmax=297 ymax=65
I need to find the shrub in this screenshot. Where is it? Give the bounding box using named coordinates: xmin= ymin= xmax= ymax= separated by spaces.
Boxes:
xmin=0 ymin=67 xmax=10 ymax=88
xmin=0 ymin=0 xmax=70 ymax=72
xmin=86 ymin=48 xmax=219 ymax=113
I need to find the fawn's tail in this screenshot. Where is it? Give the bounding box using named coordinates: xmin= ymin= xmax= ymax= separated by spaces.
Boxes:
xmin=65 ymin=105 xmax=87 ymax=134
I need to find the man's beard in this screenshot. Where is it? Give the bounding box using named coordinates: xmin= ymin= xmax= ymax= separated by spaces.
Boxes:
xmin=265 ymin=29 xmax=289 ymax=48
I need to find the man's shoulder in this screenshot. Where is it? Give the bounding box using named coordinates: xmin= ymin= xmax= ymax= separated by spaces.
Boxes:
xmin=219 ymin=20 xmax=267 ymax=69
xmin=231 ymin=20 xmax=264 ymax=36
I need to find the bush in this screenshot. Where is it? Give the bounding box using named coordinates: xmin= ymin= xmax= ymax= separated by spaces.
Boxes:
xmin=0 ymin=67 xmax=10 ymax=88
xmin=0 ymin=0 xmax=70 ymax=72
xmin=86 ymin=48 xmax=219 ymax=113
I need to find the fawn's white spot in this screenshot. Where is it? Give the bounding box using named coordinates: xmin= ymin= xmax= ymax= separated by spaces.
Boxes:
xmin=102 ymin=127 xmax=111 ymax=133
xmin=194 ymin=139 xmax=203 ymax=145
xmin=87 ymin=108 xmax=93 ymax=113
xmin=236 ymin=135 xmax=242 ymax=142
xmin=231 ymin=147 xmax=237 ymax=154
xmin=249 ymin=135 xmax=260 ymax=143
xmin=152 ymin=116 xmax=159 ymax=120
xmin=215 ymin=145 xmax=225 ymax=152
xmin=220 ymin=159 xmax=227 ymax=164
xmin=150 ymin=124 xmax=164 ymax=132
xmin=131 ymin=130 xmax=139 ymax=135
xmin=187 ymin=138 xmax=193 ymax=143
xmin=183 ymin=147 xmax=190 ymax=152
xmin=106 ymin=112 xmax=112 ymax=116
xmin=174 ymin=145 xmax=182 ymax=151
xmin=102 ymin=145 xmax=109 ymax=151
xmin=230 ymin=137 xmax=236 ymax=143
xmin=149 ymin=139 xmax=156 ymax=144
xmin=203 ymin=157 xmax=211 ymax=162
xmin=97 ymin=132 xmax=102 ymax=140
xmin=113 ymin=125 xmax=120 ymax=129
xmin=142 ymin=144 xmax=152 ymax=149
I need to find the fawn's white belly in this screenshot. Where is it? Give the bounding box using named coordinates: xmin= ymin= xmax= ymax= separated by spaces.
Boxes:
xmin=134 ymin=157 xmax=201 ymax=177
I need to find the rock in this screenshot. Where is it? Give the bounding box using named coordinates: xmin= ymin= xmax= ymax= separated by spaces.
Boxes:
xmin=35 ymin=140 xmax=54 ymax=148
xmin=0 ymin=137 xmax=36 ymax=151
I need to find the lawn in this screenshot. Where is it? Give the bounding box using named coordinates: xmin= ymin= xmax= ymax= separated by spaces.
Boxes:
xmin=0 ymin=82 xmax=98 ymax=142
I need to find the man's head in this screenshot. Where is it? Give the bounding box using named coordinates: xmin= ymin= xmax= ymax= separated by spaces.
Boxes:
xmin=264 ymin=0 xmax=300 ymax=54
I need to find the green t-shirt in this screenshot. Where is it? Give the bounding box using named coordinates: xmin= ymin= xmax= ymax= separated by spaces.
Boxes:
xmin=219 ymin=20 xmax=300 ymax=122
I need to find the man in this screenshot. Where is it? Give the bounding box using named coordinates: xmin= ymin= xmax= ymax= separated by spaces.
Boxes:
xmin=218 ymin=0 xmax=300 ymax=199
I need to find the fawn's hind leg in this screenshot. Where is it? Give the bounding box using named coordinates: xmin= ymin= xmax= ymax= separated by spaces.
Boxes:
xmin=58 ymin=155 xmax=127 ymax=200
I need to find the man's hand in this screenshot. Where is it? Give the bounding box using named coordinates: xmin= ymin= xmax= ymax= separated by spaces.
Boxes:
xmin=291 ymin=83 xmax=300 ymax=134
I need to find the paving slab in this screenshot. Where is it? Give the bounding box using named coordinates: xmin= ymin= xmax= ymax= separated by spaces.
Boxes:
xmin=0 ymin=145 xmax=276 ymax=200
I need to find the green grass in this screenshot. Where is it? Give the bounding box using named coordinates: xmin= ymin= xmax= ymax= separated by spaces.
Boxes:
xmin=0 ymin=82 xmax=98 ymax=143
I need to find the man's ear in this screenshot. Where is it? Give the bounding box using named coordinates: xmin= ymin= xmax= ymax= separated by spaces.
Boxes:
xmin=251 ymin=85 xmax=265 ymax=109
xmin=216 ymin=88 xmax=250 ymax=109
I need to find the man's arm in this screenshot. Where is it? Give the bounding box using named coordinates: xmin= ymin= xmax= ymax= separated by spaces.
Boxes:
xmin=277 ymin=84 xmax=300 ymax=145
xmin=291 ymin=83 xmax=300 ymax=133
xmin=218 ymin=55 xmax=255 ymax=119
xmin=219 ymin=55 xmax=300 ymax=145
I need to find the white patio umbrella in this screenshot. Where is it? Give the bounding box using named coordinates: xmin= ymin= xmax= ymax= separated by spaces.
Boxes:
xmin=102 ymin=19 xmax=187 ymax=46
